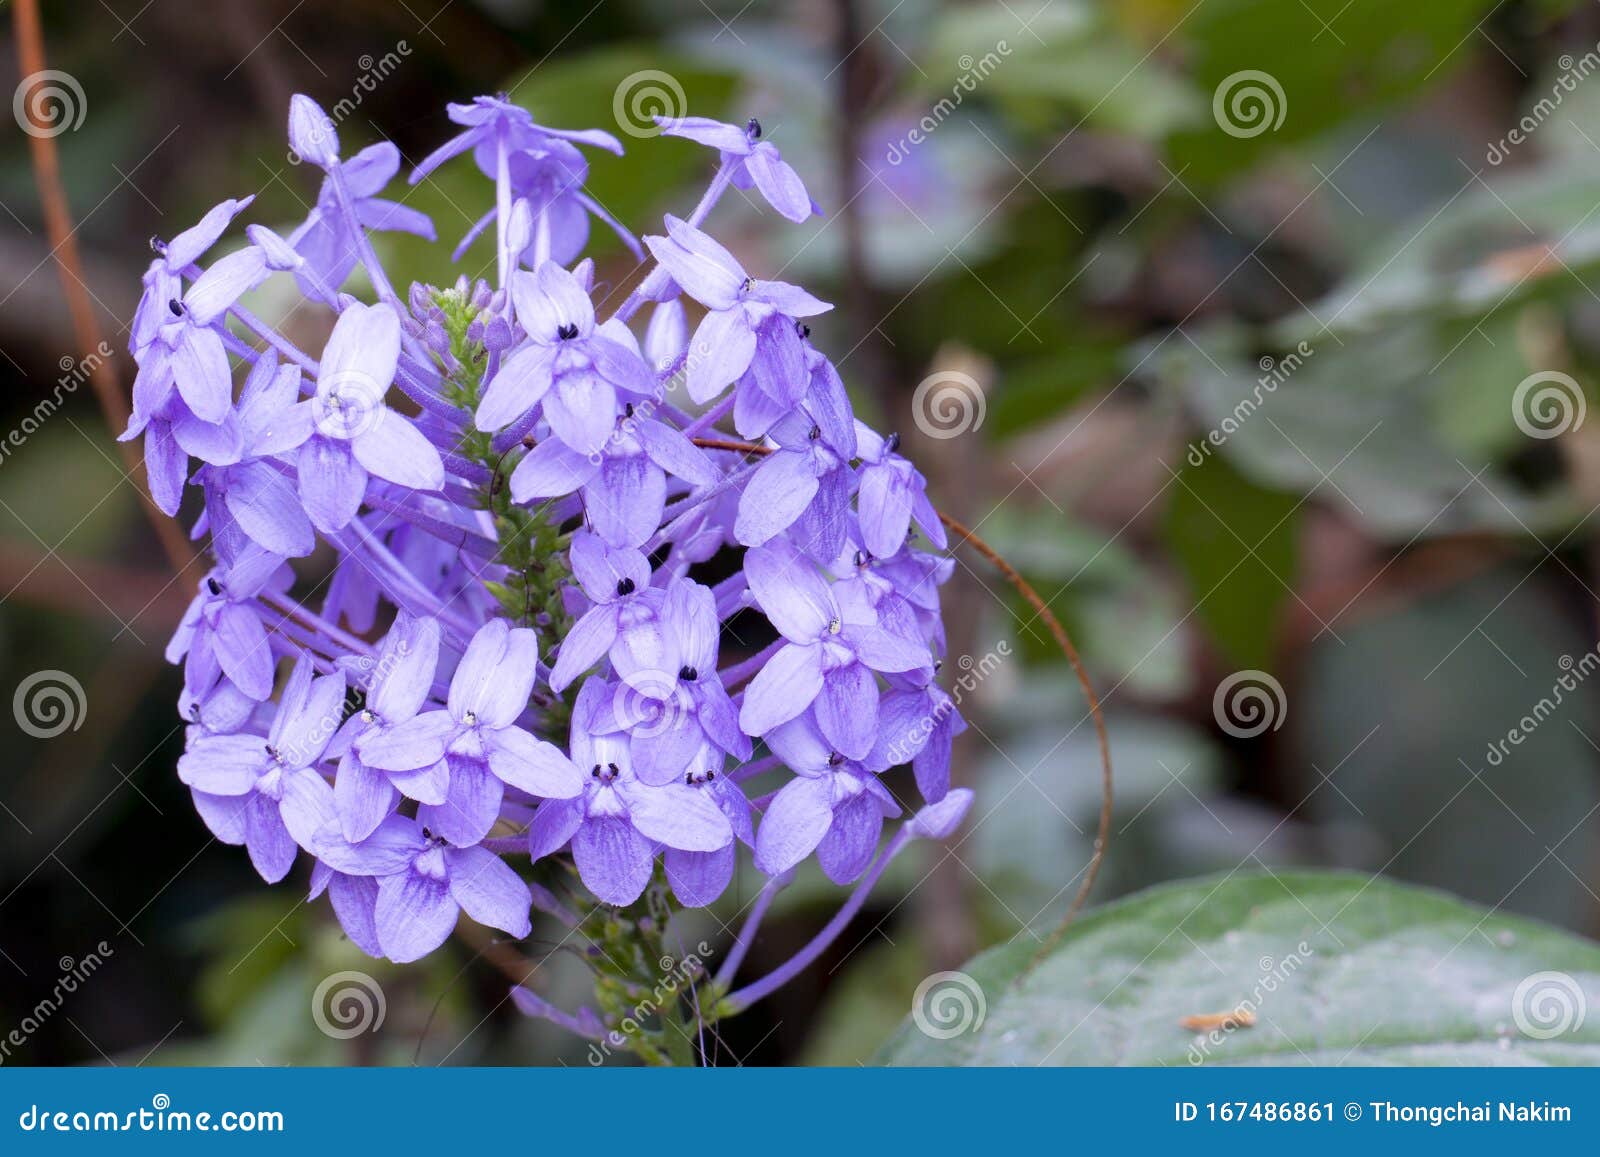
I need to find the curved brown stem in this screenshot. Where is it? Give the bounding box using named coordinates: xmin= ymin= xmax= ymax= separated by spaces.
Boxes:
xmin=688 ymin=436 xmax=1114 ymax=957
xmin=13 ymin=0 xmax=194 ymax=573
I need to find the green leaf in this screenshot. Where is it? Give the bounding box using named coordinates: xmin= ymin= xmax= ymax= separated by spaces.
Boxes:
xmin=1163 ymin=0 xmax=1499 ymax=180
xmin=878 ymin=871 xmax=1600 ymax=1065
xmin=1166 ymin=452 xmax=1298 ymax=669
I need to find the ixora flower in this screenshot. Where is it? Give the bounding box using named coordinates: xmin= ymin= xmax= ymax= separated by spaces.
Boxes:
xmin=134 ymin=89 xmax=980 ymax=1059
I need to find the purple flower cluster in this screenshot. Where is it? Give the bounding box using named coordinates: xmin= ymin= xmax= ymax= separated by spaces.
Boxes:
xmin=135 ymin=92 xmax=972 ymax=1027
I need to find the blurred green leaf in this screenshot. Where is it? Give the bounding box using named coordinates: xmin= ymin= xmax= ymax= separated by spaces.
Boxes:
xmin=1162 ymin=0 xmax=1500 ymax=180
xmin=1166 ymin=451 xmax=1298 ymax=669
xmin=879 ymin=871 xmax=1600 ymax=1064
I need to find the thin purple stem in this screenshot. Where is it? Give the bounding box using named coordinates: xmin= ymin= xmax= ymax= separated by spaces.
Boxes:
xmin=723 ymin=830 xmax=914 ymax=1011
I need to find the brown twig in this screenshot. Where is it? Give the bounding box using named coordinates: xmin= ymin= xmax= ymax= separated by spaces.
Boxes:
xmin=13 ymin=0 xmax=194 ymax=573
xmin=688 ymin=436 xmax=1114 ymax=959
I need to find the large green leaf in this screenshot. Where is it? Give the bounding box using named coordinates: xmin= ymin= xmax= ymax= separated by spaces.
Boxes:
xmin=878 ymin=872 xmax=1600 ymax=1065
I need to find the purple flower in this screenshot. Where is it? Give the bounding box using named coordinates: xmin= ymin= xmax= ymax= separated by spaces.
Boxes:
xmin=657 ymin=116 xmax=819 ymax=223
xmin=866 ymin=673 xmax=966 ymax=804
xmin=166 ymin=546 xmax=291 ymax=703
xmin=642 ymin=215 xmax=830 ymax=408
xmin=855 ymin=424 xmax=946 ymax=559
xmin=475 ymin=262 xmax=654 ymax=454
xmin=410 ymin=96 xmax=623 ymax=185
xmin=131 ymin=197 xmax=254 ymax=360
xmin=198 ymin=352 xmax=315 ymax=558
xmin=525 ymin=679 xmax=732 ymax=905
xmin=507 ymin=402 xmax=715 ymax=548
xmin=289 ymin=142 xmax=436 ymax=300
xmin=312 ymin=814 xmax=532 ymax=963
xmin=452 ymin=138 xmax=641 ymax=265
xmin=547 ymin=531 xmax=659 ymax=692
xmin=295 ymin=302 xmax=446 ymax=532
xmin=608 ymin=577 xmax=750 ymax=784
xmin=664 ymin=740 xmax=754 ymax=908
xmin=132 ymin=89 xmax=980 ymax=1015
xmin=177 ymin=656 xmax=345 ymax=882
xmin=755 ymin=710 xmax=901 ymax=883
xmin=357 ymin=618 xmax=582 ymax=845
xmin=739 ymin=538 xmax=929 ymax=758
xmin=734 ymin=357 xmax=858 ymax=559
xmin=328 ymin=613 xmax=443 ymax=841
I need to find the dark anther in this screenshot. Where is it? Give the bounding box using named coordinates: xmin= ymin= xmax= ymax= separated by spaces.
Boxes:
xmin=741 ymin=276 xmax=756 ymax=294
xmin=685 ymin=772 xmax=695 ymax=785
xmin=590 ymin=764 xmax=602 ymax=778
xmin=616 ymin=577 xmax=636 ymax=597
xmin=624 ymin=402 xmax=635 ymax=418
xmin=263 ymin=743 xmax=280 ymax=760
xmin=606 ymin=762 xmax=620 ymax=776
xmin=853 ymin=549 xmax=869 ymax=567
xmin=149 ymin=236 xmax=165 ymax=254
xmin=422 ymin=826 xmax=433 ymax=840
xmin=747 ymin=117 xmax=762 ymax=139
xmin=808 ymin=424 xmax=821 ymax=441
xmin=678 ymin=665 xmax=698 ymax=682
xmin=168 ymin=299 xmax=184 ymax=317
xmin=206 ymin=577 xmax=223 ymax=597
xmin=827 ymin=751 xmax=845 ymax=766
xmin=797 ymin=322 xmax=810 ymax=339
xmin=706 ymin=769 xmax=716 ymax=780
xmin=556 ymin=322 xmax=580 ymax=340
xmin=885 ymin=431 xmax=901 ymax=454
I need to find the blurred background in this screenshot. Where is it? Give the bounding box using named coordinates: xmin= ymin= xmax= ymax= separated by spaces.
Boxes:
xmin=4 ymin=0 xmax=1600 ymax=1065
